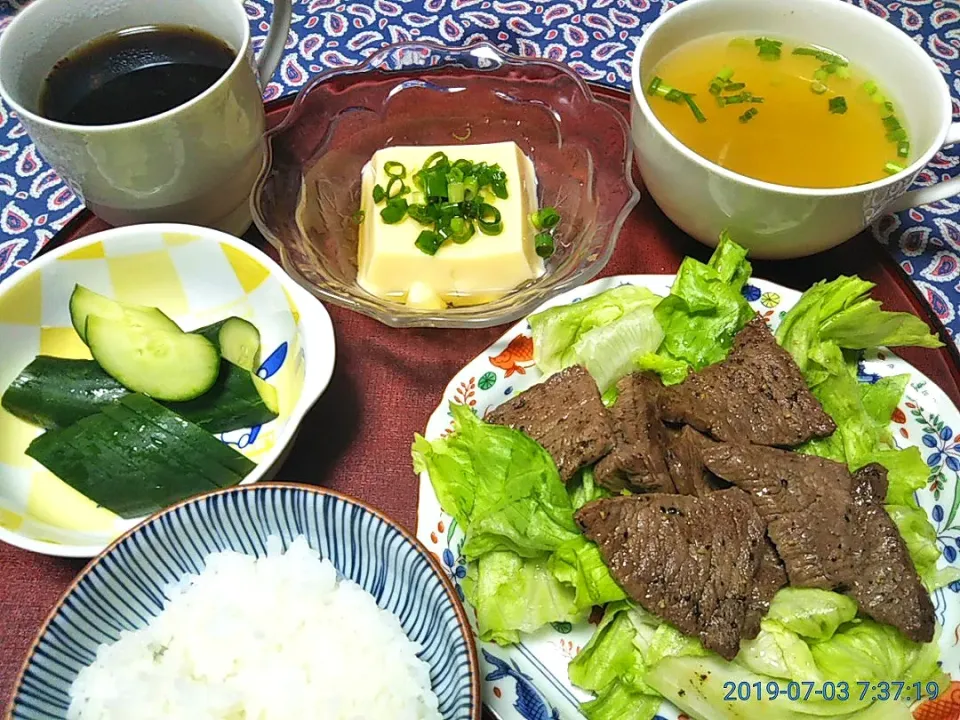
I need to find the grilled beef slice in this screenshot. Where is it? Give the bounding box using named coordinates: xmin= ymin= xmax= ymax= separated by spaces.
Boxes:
xmin=594 ymin=373 xmax=676 ymax=493
xmin=700 ymin=444 xmax=935 ymax=643
xmin=743 ymin=538 xmax=789 ymax=639
xmin=486 ymin=365 xmax=614 ymax=482
xmin=848 ymin=463 xmax=936 ymax=644
xmin=659 ymin=426 xmax=785 ymax=636
xmin=664 ymin=426 xmax=729 ymax=498
xmin=576 ymin=489 xmax=765 ymax=660
xmin=659 ymin=316 xmax=836 ymax=447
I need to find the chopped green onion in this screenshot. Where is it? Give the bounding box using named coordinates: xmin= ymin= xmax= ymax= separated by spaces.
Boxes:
xmin=384 ymin=161 xmax=406 ymax=178
xmin=447 ymin=181 xmax=465 ymax=203
xmin=386 ymin=176 xmax=406 ymax=199
xmin=813 ymin=68 xmax=828 ymax=83
xmin=531 ymin=206 xmax=561 ymax=230
xmin=351 ymin=209 xmax=365 ymax=225
xmin=822 ymin=63 xmax=840 ymax=75
xmin=380 ymin=197 xmax=408 ymax=224
xmin=490 ymin=172 xmax=509 ymax=199
xmin=392 ymin=154 xmax=516 ymax=250
xmin=862 ymin=80 xmax=879 ymax=96
xmin=811 ymin=81 xmax=828 ymax=95
xmin=883 ymin=115 xmax=902 ymax=132
xmin=793 ymin=46 xmax=849 ymax=65
xmin=884 ymin=162 xmax=905 ymax=175
xmin=415 ymin=230 xmax=443 ymax=256
xmin=883 ymin=101 xmax=896 ymax=116
xmin=898 ymin=140 xmax=910 ymax=158
xmin=664 ymin=88 xmax=686 ymax=103
xmin=448 ymin=217 xmax=475 ymax=244
xmin=755 ymin=37 xmax=782 ymax=60
xmin=709 ymin=67 xmax=735 ymax=95
xmin=534 ymin=232 xmax=555 ymax=258
xmin=372 ymin=184 xmax=386 ymax=203
xmin=462 ymin=176 xmax=479 ymax=200
xmin=436 ymin=201 xmax=461 ymax=219
xmin=477 ymin=203 xmax=503 ymax=235
xmin=407 ymin=203 xmax=433 ymax=225
xmin=647 ymin=76 xmax=662 ymax=96
xmin=423 ymin=151 xmax=448 ymax=170
xmin=721 ymin=92 xmax=763 ymax=105
xmin=828 ymin=96 xmax=848 ymax=114
xmin=683 ymin=94 xmax=707 ymax=123
xmin=835 ymin=66 xmax=851 ymax=80
xmin=739 ymin=107 xmax=759 ymax=123
xmin=887 ymin=128 xmax=908 ymax=142
xmin=424 ymin=170 xmax=448 ymax=198
xmin=452 ymin=127 xmax=472 ymax=141
xmin=723 ymin=82 xmax=746 ymax=92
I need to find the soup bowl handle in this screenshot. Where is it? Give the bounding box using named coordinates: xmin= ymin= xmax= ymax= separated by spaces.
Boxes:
xmin=885 ymin=122 xmax=960 ymax=213
xmin=251 ymin=0 xmax=292 ymax=88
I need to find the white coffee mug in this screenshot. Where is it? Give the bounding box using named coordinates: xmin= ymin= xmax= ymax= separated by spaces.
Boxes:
xmin=0 ymin=0 xmax=292 ymax=235
xmin=630 ymin=0 xmax=960 ymax=259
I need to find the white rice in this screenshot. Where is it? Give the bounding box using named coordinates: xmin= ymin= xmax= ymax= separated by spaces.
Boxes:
xmin=68 ymin=535 xmax=442 ymax=720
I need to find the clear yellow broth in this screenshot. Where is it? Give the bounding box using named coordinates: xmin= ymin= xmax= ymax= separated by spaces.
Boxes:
xmin=645 ymin=34 xmax=909 ymax=188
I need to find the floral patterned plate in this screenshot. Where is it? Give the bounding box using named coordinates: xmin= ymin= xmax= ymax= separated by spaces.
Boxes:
xmin=416 ymin=274 xmax=960 ymax=720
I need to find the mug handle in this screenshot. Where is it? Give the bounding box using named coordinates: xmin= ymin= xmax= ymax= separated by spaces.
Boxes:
xmin=251 ymin=0 xmax=293 ymax=88
xmin=886 ymin=122 xmax=960 ymax=213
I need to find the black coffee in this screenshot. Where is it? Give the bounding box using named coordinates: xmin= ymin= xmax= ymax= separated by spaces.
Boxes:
xmin=39 ymin=25 xmax=236 ymax=126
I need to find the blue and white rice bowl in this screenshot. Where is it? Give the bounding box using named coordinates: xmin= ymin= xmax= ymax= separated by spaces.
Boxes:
xmin=5 ymin=483 xmax=481 ymax=720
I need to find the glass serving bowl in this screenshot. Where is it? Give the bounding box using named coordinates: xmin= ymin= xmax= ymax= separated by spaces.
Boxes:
xmin=251 ymin=41 xmax=639 ymax=328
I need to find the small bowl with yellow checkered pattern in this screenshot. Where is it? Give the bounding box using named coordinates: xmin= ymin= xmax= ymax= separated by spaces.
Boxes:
xmin=0 ymin=223 xmax=336 ymax=558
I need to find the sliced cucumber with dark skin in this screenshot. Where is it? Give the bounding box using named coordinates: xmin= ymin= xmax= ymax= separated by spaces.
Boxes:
xmin=98 ymin=402 xmax=242 ymax=489
xmin=87 ymin=315 xmax=221 ymax=402
xmin=1 ymin=356 xmax=278 ymax=433
xmin=27 ymin=398 xmax=254 ymax=518
xmin=69 ymin=285 xmax=180 ymax=344
xmin=167 ymin=359 xmax=279 ymax=433
xmin=95 ymin=404 xmax=225 ymax=495
xmin=26 ymin=417 xmax=174 ymax=519
xmin=193 ymin=317 xmax=261 ymax=371
xmin=120 ymin=394 xmax=256 ymax=477
xmin=1 ymin=356 xmax=128 ymax=429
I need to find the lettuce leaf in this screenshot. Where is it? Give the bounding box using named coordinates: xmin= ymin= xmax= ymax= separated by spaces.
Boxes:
xmin=579 ymin=680 xmax=662 ymax=720
xmin=462 ymin=552 xmax=578 ymax=645
xmin=765 ymin=588 xmax=858 ymax=641
xmin=570 ymin=604 xmax=709 ymax=719
xmin=811 ymin=619 xmax=948 ymax=690
xmin=529 ymin=285 xmax=663 ymax=390
xmin=569 ymin=467 xmax=610 ymax=511
xmin=569 ymin=602 xmax=649 ymax=695
xmin=633 ymin=351 xmax=690 ymax=387
xmin=549 ymin=536 xmax=626 ymax=611
xmin=412 ymin=403 xmax=579 ymax=560
xmin=735 ymin=620 xmax=822 ymax=681
xmin=568 ymin=603 xmax=662 ymax=720
xmin=651 ymin=232 xmax=754 ymax=379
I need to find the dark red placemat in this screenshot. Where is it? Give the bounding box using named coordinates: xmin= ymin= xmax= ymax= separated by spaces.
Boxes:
xmin=3 ymin=86 xmax=959 ymax=710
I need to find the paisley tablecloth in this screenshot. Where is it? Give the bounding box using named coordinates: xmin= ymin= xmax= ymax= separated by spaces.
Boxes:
xmin=0 ymin=0 xmax=959 ymax=332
